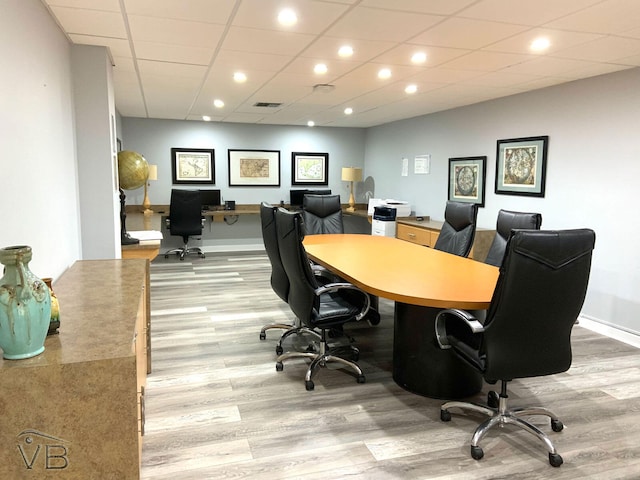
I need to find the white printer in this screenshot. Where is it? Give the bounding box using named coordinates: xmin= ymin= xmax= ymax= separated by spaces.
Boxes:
xmin=367 ymin=199 xmax=411 ymax=218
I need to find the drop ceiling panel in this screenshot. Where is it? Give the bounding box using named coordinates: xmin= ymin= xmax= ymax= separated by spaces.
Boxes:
xmin=46 ymin=0 xmax=120 ymax=11
xmin=360 ymin=0 xmax=477 ymax=16
xmin=49 ymin=6 xmax=126 ymax=38
xmin=411 ymin=18 xmax=530 ymax=50
xmin=483 ymin=28 xmax=604 ymax=55
xmin=222 ymin=26 xmax=316 ymax=56
xmin=69 ymin=34 xmax=131 ymax=58
xmin=123 ymin=0 xmax=236 ymax=24
xmin=544 ymin=0 xmax=640 ymax=35
xmin=134 ymin=41 xmax=214 ymax=65
xmin=551 ymin=36 xmax=640 ymax=63
xmin=374 ymin=44 xmax=470 ymax=68
xmin=459 ymin=0 xmax=604 ymax=26
xmin=301 ymin=36 xmax=396 ymax=63
xmin=441 ymin=51 xmax=533 ymax=71
xmin=212 ymin=50 xmax=292 ymax=72
xmin=128 ymin=15 xmax=226 ymax=47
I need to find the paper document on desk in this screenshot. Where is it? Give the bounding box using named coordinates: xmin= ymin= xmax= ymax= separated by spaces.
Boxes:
xmin=128 ymin=230 xmax=163 ymax=241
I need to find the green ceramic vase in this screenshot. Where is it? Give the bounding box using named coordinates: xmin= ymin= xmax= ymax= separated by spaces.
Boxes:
xmin=0 ymin=245 xmax=51 ymax=360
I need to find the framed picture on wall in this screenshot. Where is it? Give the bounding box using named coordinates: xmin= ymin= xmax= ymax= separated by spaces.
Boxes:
xmin=448 ymin=156 xmax=487 ymax=207
xmin=291 ymin=152 xmax=329 ymax=185
xmin=228 ymin=149 xmax=281 ymax=187
xmin=495 ymin=136 xmax=548 ymax=197
xmin=171 ymin=148 xmax=215 ymax=184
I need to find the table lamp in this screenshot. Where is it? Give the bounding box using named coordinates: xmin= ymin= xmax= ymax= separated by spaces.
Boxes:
xmin=142 ymin=164 xmax=157 ymax=214
xmin=342 ymin=167 xmax=363 ymax=212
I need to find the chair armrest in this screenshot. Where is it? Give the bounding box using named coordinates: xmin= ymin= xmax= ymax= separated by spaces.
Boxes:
xmin=435 ymin=308 xmax=484 ymax=350
xmin=165 ymin=218 xmax=170 ymax=229
xmin=315 ymin=282 xmax=371 ymax=321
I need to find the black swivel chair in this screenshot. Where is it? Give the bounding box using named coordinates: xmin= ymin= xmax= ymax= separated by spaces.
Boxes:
xmin=433 ymin=201 xmax=478 ymax=257
xmin=302 ymin=194 xmax=344 ymax=234
xmin=303 ymin=194 xmax=381 ymax=325
xmin=435 ymin=229 xmax=596 ymax=467
xmin=274 ymin=208 xmax=370 ymax=391
xmin=484 ymin=209 xmax=542 ymax=267
xmin=259 ymin=202 xmax=320 ymax=351
xmin=164 ymin=189 xmax=205 ymax=260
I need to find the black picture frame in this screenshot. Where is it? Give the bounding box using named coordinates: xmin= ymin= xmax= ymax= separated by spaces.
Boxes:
xmin=291 ymin=152 xmax=329 ymax=186
xmin=171 ymin=148 xmax=215 ymax=185
xmin=495 ymin=136 xmax=548 ymax=197
xmin=448 ymin=156 xmax=487 ymax=207
xmin=228 ymin=149 xmax=281 ymax=187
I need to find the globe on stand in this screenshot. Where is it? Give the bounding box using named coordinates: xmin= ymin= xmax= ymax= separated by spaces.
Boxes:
xmin=117 ymin=150 xmax=149 ymax=245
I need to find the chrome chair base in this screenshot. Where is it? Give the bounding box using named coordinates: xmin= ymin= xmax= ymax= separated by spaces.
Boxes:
xmin=275 ymin=329 xmax=365 ymax=391
xmin=440 ymin=386 xmax=565 ymax=467
xmin=164 ymin=244 xmax=204 ymax=261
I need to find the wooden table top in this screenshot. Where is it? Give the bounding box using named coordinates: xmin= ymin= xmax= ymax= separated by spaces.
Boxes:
xmin=303 ymin=234 xmax=499 ymax=309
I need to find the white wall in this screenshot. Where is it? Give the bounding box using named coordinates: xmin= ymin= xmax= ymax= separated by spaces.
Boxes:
xmin=0 ymin=0 xmax=81 ymax=279
xmin=365 ymin=68 xmax=640 ymax=335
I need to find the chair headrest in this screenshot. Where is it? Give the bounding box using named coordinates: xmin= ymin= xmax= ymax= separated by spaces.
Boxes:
xmin=303 ymin=195 xmax=341 ymax=218
xmin=445 ymin=201 xmax=478 ymax=231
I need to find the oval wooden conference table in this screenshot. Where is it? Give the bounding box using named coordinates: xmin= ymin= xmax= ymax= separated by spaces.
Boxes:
xmin=303 ymin=234 xmax=499 ymax=399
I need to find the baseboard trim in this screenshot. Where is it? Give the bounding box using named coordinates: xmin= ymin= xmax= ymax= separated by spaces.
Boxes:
xmin=578 ymin=315 xmax=640 ymax=349
xmin=200 ymin=244 xmax=265 ymax=253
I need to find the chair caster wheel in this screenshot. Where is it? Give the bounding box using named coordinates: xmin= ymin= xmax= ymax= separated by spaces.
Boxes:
xmin=549 ymin=452 xmax=563 ymax=467
xmin=367 ymin=311 xmax=381 ymax=325
xmin=275 ymin=362 xmax=283 ymax=371
xmin=488 ymin=390 xmax=499 ymax=408
xmin=275 ymin=345 xmax=284 ymax=355
xmin=470 ymin=445 xmax=484 ymax=460
xmin=305 ymin=380 xmax=314 ymax=391
xmin=164 ymin=254 xmax=169 ymax=259
xmin=259 ymin=332 xmax=266 ymax=340
xmin=357 ymin=374 xmax=366 ymax=384
xmin=551 ymin=419 xmax=564 ymax=432
xmin=440 ymin=409 xmax=451 ymax=422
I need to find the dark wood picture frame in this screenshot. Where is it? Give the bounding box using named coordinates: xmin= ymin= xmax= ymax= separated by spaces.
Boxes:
xmin=495 ymin=136 xmax=548 ymax=197
xmin=291 ymin=152 xmax=329 ymax=186
xmin=228 ymin=149 xmax=281 ymax=187
xmin=171 ymin=147 xmax=215 ymax=185
xmin=448 ymin=156 xmax=487 ymax=207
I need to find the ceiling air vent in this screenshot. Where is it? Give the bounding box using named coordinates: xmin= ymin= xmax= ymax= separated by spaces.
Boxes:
xmin=253 ymin=102 xmax=282 ymax=108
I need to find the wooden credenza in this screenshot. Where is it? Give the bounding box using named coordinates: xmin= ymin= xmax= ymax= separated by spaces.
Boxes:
xmin=0 ymin=259 xmax=148 ymax=479
xmin=396 ymin=219 xmax=495 ymax=262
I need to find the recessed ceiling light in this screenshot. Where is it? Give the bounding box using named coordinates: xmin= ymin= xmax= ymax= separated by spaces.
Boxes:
xmin=202 ymin=115 xmax=211 ymax=121
xmin=233 ymin=71 xmax=247 ymax=83
xmin=530 ymin=37 xmax=551 ymax=52
xmin=378 ymin=68 xmax=391 ymax=79
xmin=213 ymin=99 xmax=224 ymax=108
xmin=405 ymin=84 xmax=418 ymax=94
xmin=278 ymin=8 xmax=297 ymax=26
xmin=314 ymin=63 xmax=328 ymax=74
xmin=411 ymin=52 xmax=427 ymax=64
xmin=344 ymin=107 xmax=353 ymax=115
xmin=307 ymin=120 xmax=315 ymax=127
xmin=338 ymin=45 xmax=353 ymax=58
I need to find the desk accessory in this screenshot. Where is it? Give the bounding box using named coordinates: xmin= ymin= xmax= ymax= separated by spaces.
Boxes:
xmin=118 ymin=150 xmax=149 ymax=245
xmin=0 ymin=245 xmax=51 ymax=359
xmin=341 ymin=167 xmax=362 ymax=212
xmin=225 ymin=200 xmax=236 ymax=210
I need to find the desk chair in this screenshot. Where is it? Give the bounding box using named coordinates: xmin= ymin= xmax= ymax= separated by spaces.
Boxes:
xmin=302 ymin=194 xmax=344 ymax=234
xmin=164 ymin=189 xmax=205 ymax=260
xmin=435 ymin=229 xmax=595 ymax=467
xmin=434 ymin=201 xmax=478 ymax=257
xmin=303 ymin=194 xmax=381 ymax=325
xmin=259 ymin=202 xmax=320 ymax=351
xmin=484 ymin=210 xmax=542 ymax=267
xmin=275 ymin=208 xmax=370 ymax=391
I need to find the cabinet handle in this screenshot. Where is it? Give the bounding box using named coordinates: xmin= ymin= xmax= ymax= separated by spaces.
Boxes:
xmin=140 ymin=385 xmax=145 ymax=436
xmin=408 ymin=233 xmax=416 ymax=237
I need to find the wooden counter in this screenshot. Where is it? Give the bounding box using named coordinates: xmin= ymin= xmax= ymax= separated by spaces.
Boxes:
xmin=0 ymin=259 xmax=148 ymax=478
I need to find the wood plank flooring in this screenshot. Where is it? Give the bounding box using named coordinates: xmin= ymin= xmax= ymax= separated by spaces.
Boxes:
xmin=141 ymin=252 xmax=640 ymax=479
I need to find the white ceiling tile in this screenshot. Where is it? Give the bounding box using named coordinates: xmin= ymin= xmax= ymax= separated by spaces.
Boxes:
xmin=49 ymin=6 xmax=126 ymax=38
xmin=544 ymin=0 xmax=640 ymax=35
xmin=325 ymin=6 xmax=444 ymax=42
xmin=45 ymin=0 xmax=121 ymax=11
xmin=301 ymin=36 xmax=395 ymax=63
xmin=212 ymin=50 xmax=292 ymax=72
xmin=222 ymin=26 xmax=316 ymax=56
xmin=137 ymin=60 xmax=208 ymax=81
xmin=134 ymin=41 xmax=214 ymax=65
xmin=411 ymin=18 xmax=530 ymax=50
xmin=69 ymin=34 xmax=131 ymax=58
xmin=128 ymin=15 xmax=225 ymax=47
xmin=504 ymin=56 xmax=603 ymax=76
xmin=408 ymin=67 xmax=485 ymax=85
xmin=552 ymin=35 xmax=640 ymax=63
xmin=483 ymin=28 xmax=604 ymax=55
xmin=458 ymin=0 xmax=604 ymax=26
xmin=360 ymin=0 xmax=477 ymax=15
xmin=440 ymin=51 xmax=533 ymax=71
xmin=123 ymin=0 xmax=236 ymax=24
xmin=374 ymin=44 xmax=471 ymax=68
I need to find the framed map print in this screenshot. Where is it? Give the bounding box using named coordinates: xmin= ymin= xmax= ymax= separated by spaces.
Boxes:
xmin=448 ymin=156 xmax=486 ymax=207
xmin=495 ymin=136 xmax=548 ymax=197
xmin=228 ymin=149 xmax=280 ymax=187
xmin=291 ymin=152 xmax=329 ymax=185
xmin=171 ymin=148 xmax=215 ymax=184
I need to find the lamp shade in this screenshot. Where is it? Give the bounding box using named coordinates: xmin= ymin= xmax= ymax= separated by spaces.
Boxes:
xmin=341 ymin=167 xmax=363 ymax=182
xmin=147 ymin=164 xmax=158 ymax=181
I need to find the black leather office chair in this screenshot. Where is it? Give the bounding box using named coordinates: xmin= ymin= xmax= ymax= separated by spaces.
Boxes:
xmin=274 ymin=207 xmax=370 ymax=391
xmin=435 ymin=229 xmax=596 ymax=467
xmin=303 ymin=194 xmax=381 ymax=325
xmin=259 ymin=202 xmax=319 ymax=350
xmin=302 ymin=194 xmax=344 ymax=234
xmin=433 ymin=201 xmax=478 ymax=257
xmin=164 ymin=189 xmax=205 ymax=260
xmin=484 ymin=209 xmax=542 ymax=267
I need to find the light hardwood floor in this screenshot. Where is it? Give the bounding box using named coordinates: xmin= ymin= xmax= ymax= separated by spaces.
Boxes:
xmin=141 ymin=252 xmax=640 ymax=479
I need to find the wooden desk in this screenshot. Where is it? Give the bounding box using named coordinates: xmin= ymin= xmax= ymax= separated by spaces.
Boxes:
xmin=304 ymin=234 xmax=499 ymax=399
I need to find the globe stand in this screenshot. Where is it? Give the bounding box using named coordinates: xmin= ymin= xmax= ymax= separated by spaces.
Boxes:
xmin=120 ymin=188 xmax=139 ymax=245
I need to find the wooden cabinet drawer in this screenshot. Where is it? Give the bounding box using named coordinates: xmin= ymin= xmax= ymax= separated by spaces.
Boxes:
xmin=397 ymin=223 xmax=436 ymax=246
